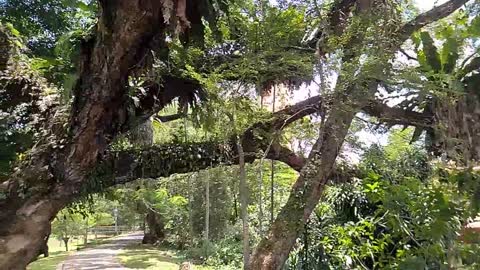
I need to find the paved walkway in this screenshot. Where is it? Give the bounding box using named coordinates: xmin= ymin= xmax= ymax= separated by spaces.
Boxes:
xmin=56 ymin=233 xmax=143 ymax=270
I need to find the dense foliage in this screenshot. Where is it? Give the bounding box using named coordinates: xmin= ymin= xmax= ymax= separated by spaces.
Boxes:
xmin=289 ymin=129 xmax=480 ymax=269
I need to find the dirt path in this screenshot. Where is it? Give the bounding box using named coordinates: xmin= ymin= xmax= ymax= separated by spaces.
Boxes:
xmin=56 ymin=233 xmax=143 ymax=270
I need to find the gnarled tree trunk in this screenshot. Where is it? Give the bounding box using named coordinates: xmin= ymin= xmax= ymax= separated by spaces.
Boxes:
xmin=249 ymin=98 xmax=358 ymax=269
xmin=143 ymin=209 xmax=166 ymax=244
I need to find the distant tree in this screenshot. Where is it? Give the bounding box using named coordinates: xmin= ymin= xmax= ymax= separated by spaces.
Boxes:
xmin=51 ymin=210 xmax=88 ymax=251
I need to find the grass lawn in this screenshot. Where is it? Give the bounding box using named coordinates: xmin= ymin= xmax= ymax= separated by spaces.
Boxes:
xmin=28 ymin=237 xmax=76 ymax=270
xmin=27 ymin=251 xmax=71 ymax=270
xmin=27 ymin=235 xmax=113 ymax=270
xmin=118 ymin=244 xmax=215 ymax=270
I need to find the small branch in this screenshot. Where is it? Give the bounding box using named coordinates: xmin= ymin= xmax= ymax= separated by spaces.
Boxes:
xmin=399 ymin=48 xmax=417 ymax=61
xmin=155 ymin=113 xmax=186 ymax=123
xmin=282 ymin=46 xmax=316 ymax=52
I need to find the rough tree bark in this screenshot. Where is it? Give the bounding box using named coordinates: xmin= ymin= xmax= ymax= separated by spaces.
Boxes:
xmin=248 ymin=1 xmax=469 ymax=269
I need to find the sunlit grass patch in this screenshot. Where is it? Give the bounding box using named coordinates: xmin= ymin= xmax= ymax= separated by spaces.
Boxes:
xmin=27 ymin=251 xmax=71 ymax=270
xmin=118 ymin=244 xmax=214 ymax=270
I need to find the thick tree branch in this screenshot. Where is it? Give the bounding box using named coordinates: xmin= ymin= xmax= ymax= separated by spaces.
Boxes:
xmin=257 ymin=94 xmax=432 ymax=129
xmin=459 ymin=56 xmax=480 ymax=79
xmin=99 ymin=142 xmax=298 ymax=188
xmin=155 ymin=113 xmax=186 ymax=123
xmin=100 ymin=137 xmax=343 ymax=189
xmin=363 ymin=100 xmax=433 ymax=127
xmin=101 ymin=96 xmax=324 ymax=187
xmin=133 ymin=75 xmax=204 ymax=124
xmin=96 ymin=95 xmax=430 ymax=189
xmin=304 ymin=0 xmax=357 ymax=50
xmin=400 ymin=0 xmax=470 ymax=38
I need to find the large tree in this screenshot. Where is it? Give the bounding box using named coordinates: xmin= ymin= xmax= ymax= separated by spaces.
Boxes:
xmin=248 ymin=0 xmax=472 ymax=269
xmin=0 ymin=1 xmax=222 ymax=268
xmin=0 ymin=0 xmax=475 ymax=269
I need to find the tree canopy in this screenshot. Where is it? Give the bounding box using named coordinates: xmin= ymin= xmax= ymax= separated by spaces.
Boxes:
xmin=1 ymin=0 xmax=480 ymax=269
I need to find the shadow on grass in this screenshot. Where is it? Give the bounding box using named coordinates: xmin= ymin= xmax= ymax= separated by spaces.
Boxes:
xmin=119 ymin=244 xmax=181 ymax=270
xmin=27 ymin=251 xmax=71 ymax=270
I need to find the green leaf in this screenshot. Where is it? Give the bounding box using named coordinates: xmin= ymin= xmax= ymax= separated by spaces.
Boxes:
xmin=411 ymin=32 xmax=422 ymax=49
xmin=420 ymin=32 xmax=441 ymax=73
xmin=5 ymin=23 xmax=20 ymax=37
xmin=77 ymin=2 xmax=91 ymax=12
xmin=468 ymin=16 xmax=480 ymax=37
xmin=399 ymin=256 xmax=427 ymax=270
xmin=441 ymin=36 xmax=459 ymax=73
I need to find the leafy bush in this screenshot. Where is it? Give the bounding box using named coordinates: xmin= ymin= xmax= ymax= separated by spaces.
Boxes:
xmin=288 ymin=129 xmax=480 ymax=269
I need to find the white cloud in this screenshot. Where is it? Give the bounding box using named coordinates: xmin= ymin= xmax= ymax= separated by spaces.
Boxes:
xmin=414 ymin=0 xmax=448 ymax=11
